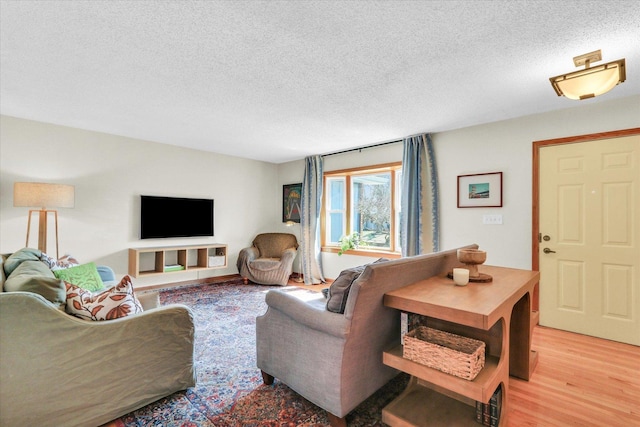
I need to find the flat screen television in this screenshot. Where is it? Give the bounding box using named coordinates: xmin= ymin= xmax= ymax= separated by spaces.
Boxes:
xmin=140 ymin=195 xmax=214 ymax=239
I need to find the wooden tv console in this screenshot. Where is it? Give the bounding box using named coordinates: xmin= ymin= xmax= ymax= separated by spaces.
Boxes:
xmin=382 ymin=265 xmax=539 ymax=426
xmin=128 ymin=243 xmax=227 ymax=278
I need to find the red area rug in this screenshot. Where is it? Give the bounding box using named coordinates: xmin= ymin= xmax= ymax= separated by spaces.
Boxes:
xmin=111 ymin=280 xmax=407 ymax=426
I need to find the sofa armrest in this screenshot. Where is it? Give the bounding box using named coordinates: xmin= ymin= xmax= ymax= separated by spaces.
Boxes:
xmin=240 ymin=246 xmax=259 ymax=262
xmin=264 ymin=287 xmax=349 ymax=338
xmin=279 ymin=247 xmax=297 ymax=264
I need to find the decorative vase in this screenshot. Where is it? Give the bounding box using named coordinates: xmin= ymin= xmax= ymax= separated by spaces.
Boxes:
xmin=457 ymin=249 xmax=487 ymax=278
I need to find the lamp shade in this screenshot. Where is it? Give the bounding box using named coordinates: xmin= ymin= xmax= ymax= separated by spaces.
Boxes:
xmin=550 ymin=59 xmax=625 ymax=100
xmin=13 ymin=182 xmax=75 ymax=208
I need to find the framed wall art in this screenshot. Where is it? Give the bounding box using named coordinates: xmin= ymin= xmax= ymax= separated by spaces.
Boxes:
xmin=283 ymin=183 xmax=302 ymax=222
xmin=457 ymin=172 xmax=503 ymax=208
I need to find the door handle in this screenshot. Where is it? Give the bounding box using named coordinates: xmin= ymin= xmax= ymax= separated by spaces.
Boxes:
xmin=543 ymin=248 xmax=556 ymax=254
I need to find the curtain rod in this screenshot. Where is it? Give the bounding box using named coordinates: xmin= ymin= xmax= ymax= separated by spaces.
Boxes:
xmin=321 ymin=139 xmax=403 ymax=158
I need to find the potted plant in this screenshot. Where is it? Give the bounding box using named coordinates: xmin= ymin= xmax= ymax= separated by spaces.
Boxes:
xmin=338 ymin=232 xmax=360 ymax=255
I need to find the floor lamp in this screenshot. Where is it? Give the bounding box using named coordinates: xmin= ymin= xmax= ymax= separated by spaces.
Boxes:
xmin=285 ymin=220 xmax=304 ymax=283
xmin=14 ymin=182 xmax=75 ymax=259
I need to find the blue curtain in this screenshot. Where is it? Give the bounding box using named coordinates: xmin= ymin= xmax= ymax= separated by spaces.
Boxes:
xmin=400 ymin=133 xmax=439 ymax=256
xmin=300 ymin=155 xmax=325 ymax=284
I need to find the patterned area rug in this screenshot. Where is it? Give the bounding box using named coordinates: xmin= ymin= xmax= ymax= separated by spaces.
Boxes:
xmin=113 ymin=280 xmax=408 ymax=426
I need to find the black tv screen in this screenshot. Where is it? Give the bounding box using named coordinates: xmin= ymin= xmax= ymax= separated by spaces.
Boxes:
xmin=140 ymin=195 xmax=214 ymax=239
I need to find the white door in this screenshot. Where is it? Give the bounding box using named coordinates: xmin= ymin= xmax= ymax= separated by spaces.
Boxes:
xmin=539 ymin=135 xmax=640 ymax=345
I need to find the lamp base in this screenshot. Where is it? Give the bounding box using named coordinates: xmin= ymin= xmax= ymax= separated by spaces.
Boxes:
xmin=26 ymin=209 xmax=59 ymax=258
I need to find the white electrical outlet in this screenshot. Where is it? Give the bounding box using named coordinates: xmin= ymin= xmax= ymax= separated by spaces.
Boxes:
xmin=483 ymin=214 xmax=503 ymax=225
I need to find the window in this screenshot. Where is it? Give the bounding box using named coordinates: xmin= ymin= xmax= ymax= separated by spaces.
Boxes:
xmin=323 ymin=163 xmax=402 ymax=255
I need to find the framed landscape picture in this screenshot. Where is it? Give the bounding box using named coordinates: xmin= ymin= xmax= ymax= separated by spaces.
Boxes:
xmin=283 ymin=183 xmax=302 ymax=223
xmin=457 ymin=172 xmax=503 ymax=208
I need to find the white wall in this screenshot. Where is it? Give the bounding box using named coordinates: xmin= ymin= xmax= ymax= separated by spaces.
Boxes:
xmin=0 ymin=115 xmax=281 ymax=287
xmin=435 ymin=95 xmax=639 ymax=269
xmin=309 ymin=95 xmax=640 ymax=277
xmin=2 ymin=95 xmax=638 ymax=284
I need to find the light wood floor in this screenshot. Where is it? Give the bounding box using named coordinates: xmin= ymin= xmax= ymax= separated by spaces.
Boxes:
xmin=294 ymin=278 xmax=639 ymax=425
xmin=508 ymin=326 xmax=640 ymax=426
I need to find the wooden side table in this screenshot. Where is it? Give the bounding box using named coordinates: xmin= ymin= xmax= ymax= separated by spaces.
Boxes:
xmin=382 ymin=265 xmax=539 ymax=426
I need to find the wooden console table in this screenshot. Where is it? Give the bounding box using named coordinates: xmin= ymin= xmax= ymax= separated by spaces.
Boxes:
xmin=382 ymin=265 xmax=539 ymax=426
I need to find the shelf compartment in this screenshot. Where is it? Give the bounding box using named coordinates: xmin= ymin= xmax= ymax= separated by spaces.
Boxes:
xmin=177 ymin=250 xmax=188 ymax=269
xmin=207 ymin=247 xmax=227 ymax=267
xmin=384 ymin=345 xmax=501 ymax=403
xmin=154 ymin=251 xmax=164 ymax=273
xmin=382 ymin=377 xmax=477 ymax=427
xmin=195 ymin=248 xmax=208 ymax=268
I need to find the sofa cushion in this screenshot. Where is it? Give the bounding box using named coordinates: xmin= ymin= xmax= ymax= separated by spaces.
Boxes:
xmin=3 ymin=248 xmax=43 ymax=276
xmin=53 ymin=262 xmax=104 ymax=292
xmin=65 ymin=275 xmax=143 ymax=321
xmin=3 ymin=260 xmax=66 ymax=309
xmin=250 ymin=258 xmax=283 ymax=271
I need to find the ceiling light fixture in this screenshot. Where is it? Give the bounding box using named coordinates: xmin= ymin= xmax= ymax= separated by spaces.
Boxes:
xmin=549 ymin=50 xmax=626 ymax=100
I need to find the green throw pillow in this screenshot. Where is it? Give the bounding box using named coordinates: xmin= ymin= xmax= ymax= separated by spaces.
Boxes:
xmin=53 ymin=262 xmax=104 ymax=292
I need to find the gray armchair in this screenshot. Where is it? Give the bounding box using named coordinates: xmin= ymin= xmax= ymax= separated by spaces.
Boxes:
xmin=237 ymin=233 xmax=298 ymax=285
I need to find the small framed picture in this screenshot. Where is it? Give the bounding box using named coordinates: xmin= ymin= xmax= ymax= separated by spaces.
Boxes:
xmin=283 ymin=183 xmax=302 ymax=222
xmin=457 ymin=172 xmax=503 ymax=208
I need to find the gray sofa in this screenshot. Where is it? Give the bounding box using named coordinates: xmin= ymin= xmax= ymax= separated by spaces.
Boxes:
xmin=256 ymin=244 xmax=477 ymax=426
xmin=0 ymin=250 xmax=196 ymax=427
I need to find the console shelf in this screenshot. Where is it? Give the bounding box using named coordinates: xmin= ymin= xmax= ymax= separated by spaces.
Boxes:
xmin=384 ymin=346 xmax=500 ymax=403
xmin=128 ymin=244 xmax=227 ymax=278
xmin=383 ymin=377 xmax=477 ymax=427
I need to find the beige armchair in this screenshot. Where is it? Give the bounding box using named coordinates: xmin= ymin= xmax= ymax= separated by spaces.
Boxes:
xmin=237 ymin=233 xmax=298 ymax=285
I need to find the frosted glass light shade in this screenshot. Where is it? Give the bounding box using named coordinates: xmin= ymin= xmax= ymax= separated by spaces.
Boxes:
xmin=14 ymin=182 xmax=75 ymax=208
xmin=550 ymin=59 xmax=625 ymax=100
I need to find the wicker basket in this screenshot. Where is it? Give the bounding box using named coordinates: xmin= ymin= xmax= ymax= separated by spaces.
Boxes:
xmin=403 ymin=326 xmax=485 ymax=380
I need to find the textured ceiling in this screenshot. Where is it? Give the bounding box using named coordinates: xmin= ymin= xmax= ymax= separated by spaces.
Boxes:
xmin=1 ymin=1 xmax=639 ymax=163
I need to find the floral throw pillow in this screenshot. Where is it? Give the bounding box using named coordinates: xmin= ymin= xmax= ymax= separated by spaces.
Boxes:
xmin=65 ymin=275 xmax=143 ymax=321
xmin=40 ymin=252 xmax=80 ymax=270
